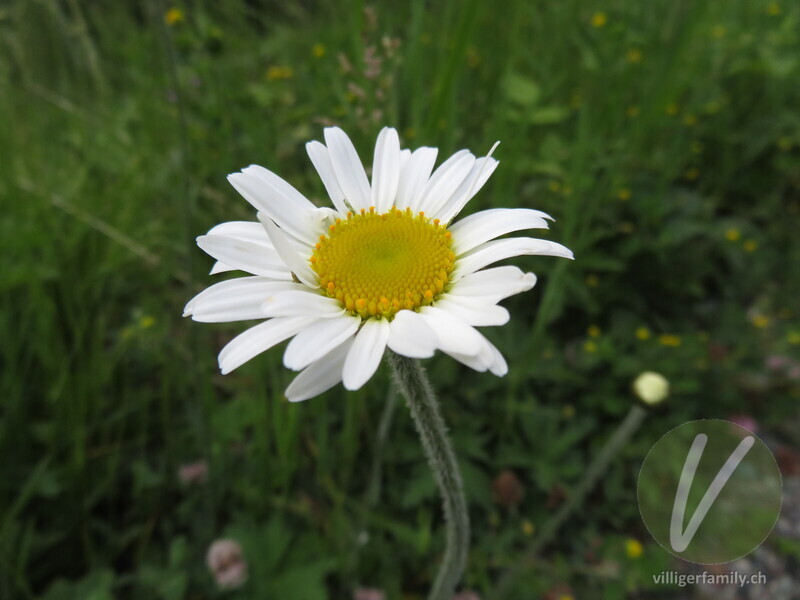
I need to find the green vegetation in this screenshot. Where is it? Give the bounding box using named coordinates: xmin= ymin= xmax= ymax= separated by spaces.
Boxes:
xmin=2 ymin=0 xmax=799 ymax=598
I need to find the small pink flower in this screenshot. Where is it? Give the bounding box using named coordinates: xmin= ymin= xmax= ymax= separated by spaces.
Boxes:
xmin=354 ymin=589 xmax=385 ymax=600
xmin=178 ymin=460 xmax=208 ymax=485
xmin=765 ymin=355 xmax=791 ymax=371
xmin=206 ymin=539 xmax=248 ymax=589
xmin=453 ymin=591 xmax=481 ymax=600
xmin=729 ymin=414 xmax=758 ymax=433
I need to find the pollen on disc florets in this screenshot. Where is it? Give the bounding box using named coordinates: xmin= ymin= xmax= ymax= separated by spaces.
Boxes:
xmin=310 ymin=207 xmax=455 ymax=320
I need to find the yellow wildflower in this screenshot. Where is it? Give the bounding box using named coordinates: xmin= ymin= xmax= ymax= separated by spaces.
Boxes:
xmin=752 ymin=315 xmax=770 ymax=329
xmin=312 ymin=43 xmax=326 ymax=58
xmin=743 ymin=240 xmax=758 ymax=252
xmin=588 ymin=325 xmax=601 ymax=338
xmin=665 ymin=103 xmax=678 ymax=116
xmin=725 ymin=228 xmax=741 ymax=242
xmin=685 ymin=167 xmax=700 ymax=180
xmin=766 ymin=2 xmax=781 ymax=15
xmin=636 ymin=327 xmax=651 ymax=341
xmin=591 ymin=12 xmax=608 ymax=27
xmin=626 ymin=538 xmax=644 ymax=559
xmin=658 ymin=334 xmax=681 ymax=347
xmin=626 ymin=48 xmax=643 ymax=63
xmin=522 ymin=520 xmax=535 ymax=536
xmin=584 ymin=340 xmax=598 ymax=353
xmin=626 ymin=106 xmax=640 ymax=118
xmin=164 ymin=7 xmax=184 ymax=26
xmin=617 ymin=188 xmax=632 ymax=200
xmin=266 ymin=66 xmax=293 ymax=81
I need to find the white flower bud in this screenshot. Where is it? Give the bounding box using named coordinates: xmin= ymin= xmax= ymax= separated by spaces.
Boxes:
xmin=633 ymin=371 xmax=669 ymax=405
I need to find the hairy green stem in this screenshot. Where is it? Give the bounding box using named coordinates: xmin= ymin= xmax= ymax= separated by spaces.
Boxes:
xmin=387 ymin=352 xmax=470 ymax=600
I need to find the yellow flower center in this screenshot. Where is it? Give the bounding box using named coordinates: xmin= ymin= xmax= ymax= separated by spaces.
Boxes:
xmin=311 ymin=207 xmax=455 ymax=319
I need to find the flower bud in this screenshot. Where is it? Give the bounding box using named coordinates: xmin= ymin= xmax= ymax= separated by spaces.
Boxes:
xmin=633 ymin=371 xmax=669 ymax=405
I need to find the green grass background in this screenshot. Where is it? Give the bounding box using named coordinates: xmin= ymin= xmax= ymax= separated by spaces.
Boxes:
xmin=2 ymin=0 xmax=799 ymax=598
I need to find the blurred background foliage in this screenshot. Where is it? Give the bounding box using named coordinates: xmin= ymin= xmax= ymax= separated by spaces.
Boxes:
xmin=1 ymin=0 xmax=799 ymax=598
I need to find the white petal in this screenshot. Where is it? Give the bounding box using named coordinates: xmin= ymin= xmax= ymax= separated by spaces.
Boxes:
xmin=434 ymin=296 xmax=510 ymax=327
xmin=417 ymin=306 xmax=483 ymax=356
xmin=342 ymin=318 xmax=390 ymax=390
xmin=306 ymin=140 xmax=349 ymax=216
xmin=324 ymin=127 xmax=371 ymax=211
xmin=184 ymin=278 xmax=302 ymax=322
xmin=257 ymin=214 xmax=319 ymax=288
xmin=450 ymin=208 xmax=552 ymax=255
xmin=196 ymin=235 xmax=292 ymax=279
xmin=399 ymin=149 xmax=412 ymax=171
xmin=438 ymin=158 xmax=499 ymax=224
xmin=283 ymin=314 xmax=361 ymax=371
xmin=444 ymin=331 xmax=507 ymax=376
xmin=437 ymin=145 xmax=501 ymax=223
xmin=207 ymin=221 xmax=273 ymax=246
xmin=452 ymin=237 xmax=574 ymax=280
xmin=285 ymin=338 xmax=355 ymax=402
xmin=415 ymin=150 xmax=476 ymax=216
xmin=205 ymin=220 xmax=303 ymax=275
xmin=448 ymin=266 xmax=537 ymax=303
xmin=218 ymin=316 xmax=316 ymax=374
xmin=443 ymin=348 xmax=488 ymax=372
xmin=371 ymin=127 xmax=401 ymax=213
xmin=210 ymin=261 xmax=236 ymax=275
xmin=227 ymin=168 xmax=318 ymax=246
xmin=261 ymin=290 xmax=344 ymax=318
xmin=387 ymin=310 xmax=437 ymax=358
xmin=483 ymin=339 xmax=508 ymax=376
xmin=396 ymin=147 xmax=438 ymax=210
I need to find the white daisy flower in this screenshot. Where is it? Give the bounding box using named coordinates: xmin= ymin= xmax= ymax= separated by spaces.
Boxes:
xmin=184 ymin=127 xmax=573 ymax=401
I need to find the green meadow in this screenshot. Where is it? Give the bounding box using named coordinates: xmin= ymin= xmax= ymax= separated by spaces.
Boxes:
xmin=2 ymin=0 xmax=799 ymax=598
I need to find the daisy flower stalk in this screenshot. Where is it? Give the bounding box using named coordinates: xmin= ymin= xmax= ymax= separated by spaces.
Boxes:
xmin=184 ymin=127 xmax=572 ymax=597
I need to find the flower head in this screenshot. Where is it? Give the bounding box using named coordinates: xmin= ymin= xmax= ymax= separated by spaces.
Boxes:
xmin=625 ymin=538 xmax=643 ymax=559
xmin=164 ymin=7 xmax=184 ymax=26
xmin=492 ymin=469 xmax=524 ymax=510
xmin=353 ymin=588 xmax=385 ymax=600
xmin=178 ymin=460 xmax=208 ymax=485
xmin=633 ymin=371 xmax=669 ymax=405
xmin=206 ymin=539 xmax=247 ymax=589
xmin=184 ymin=127 xmax=572 ymax=401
